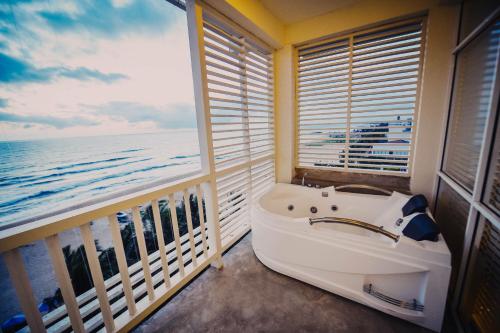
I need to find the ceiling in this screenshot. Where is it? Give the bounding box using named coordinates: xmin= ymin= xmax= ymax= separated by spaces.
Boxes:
xmin=259 ymin=0 xmax=362 ymax=25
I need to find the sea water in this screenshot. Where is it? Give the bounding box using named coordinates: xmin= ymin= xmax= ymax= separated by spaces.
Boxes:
xmin=0 ymin=130 xmax=201 ymax=226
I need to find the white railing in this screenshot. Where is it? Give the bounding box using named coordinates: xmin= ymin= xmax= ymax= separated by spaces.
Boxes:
xmin=0 ymin=173 xmax=224 ymax=333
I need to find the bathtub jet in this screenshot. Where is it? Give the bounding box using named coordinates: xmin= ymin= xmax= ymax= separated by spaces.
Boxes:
xmin=251 ymin=183 xmax=451 ymax=332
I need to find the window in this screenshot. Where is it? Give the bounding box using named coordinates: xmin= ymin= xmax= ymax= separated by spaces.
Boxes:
xmin=296 ymin=19 xmax=425 ymax=175
xmin=458 ymin=217 xmax=500 ymax=332
xmin=202 ymin=16 xmax=275 ymax=248
xmin=442 ymin=19 xmax=500 ymax=191
xmin=434 ymin=179 xmax=471 ymax=293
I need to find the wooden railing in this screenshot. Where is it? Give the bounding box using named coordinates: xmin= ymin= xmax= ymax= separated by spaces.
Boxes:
xmin=0 ymin=173 xmax=224 ymax=333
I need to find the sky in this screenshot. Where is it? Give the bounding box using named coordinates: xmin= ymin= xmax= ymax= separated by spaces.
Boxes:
xmin=0 ymin=0 xmax=197 ymax=141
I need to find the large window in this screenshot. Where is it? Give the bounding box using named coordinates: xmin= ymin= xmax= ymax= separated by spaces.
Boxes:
xmin=296 ymin=19 xmax=425 ymax=175
xmin=442 ymin=20 xmax=500 ymax=191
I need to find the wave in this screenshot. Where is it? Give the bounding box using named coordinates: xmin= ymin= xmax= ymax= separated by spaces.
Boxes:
xmin=0 ymin=158 xmax=153 ymax=187
xmin=173 ymin=153 xmax=199 ymax=159
xmin=119 ymin=148 xmax=144 ymax=153
xmin=0 ymin=162 xmax=179 ymax=210
xmin=49 ymin=157 xmax=131 ymax=171
xmin=19 ymin=178 xmax=64 ymax=188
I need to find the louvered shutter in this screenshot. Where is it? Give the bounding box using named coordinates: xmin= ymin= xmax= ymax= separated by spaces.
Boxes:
xmin=297 ymin=19 xmax=425 ymax=175
xmin=202 ymin=19 xmax=275 ymax=248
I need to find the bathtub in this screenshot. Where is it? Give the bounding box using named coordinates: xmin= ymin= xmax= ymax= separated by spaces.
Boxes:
xmin=251 ymin=183 xmax=451 ymax=332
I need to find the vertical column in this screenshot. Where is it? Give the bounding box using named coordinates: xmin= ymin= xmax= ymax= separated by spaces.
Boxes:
xmin=46 ymin=235 xmax=86 ymax=333
xmin=186 ymin=0 xmax=223 ymax=268
xmin=3 ymin=249 xmax=46 ymax=332
xmin=108 ymin=214 xmax=137 ymax=315
xmin=168 ymin=193 xmax=185 ymax=277
xmin=80 ymin=223 xmax=114 ymax=332
xmin=196 ymin=185 xmax=209 ymax=257
xmin=183 ymin=189 xmax=198 ymax=267
xmin=131 ymin=207 xmax=155 ymax=301
xmin=151 ymin=200 xmax=171 ymax=288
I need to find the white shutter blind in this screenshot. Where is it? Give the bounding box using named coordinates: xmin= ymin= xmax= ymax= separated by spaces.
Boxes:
xmin=202 ymin=19 xmax=275 ymax=248
xmin=297 ymin=19 xmax=425 ymax=175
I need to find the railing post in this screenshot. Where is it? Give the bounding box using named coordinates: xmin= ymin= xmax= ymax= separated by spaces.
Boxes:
xmin=3 ymin=249 xmax=46 ymax=332
xmin=80 ymin=223 xmax=115 ymax=332
xmin=131 ymin=207 xmax=155 ymax=301
xmin=107 ymin=214 xmax=137 ymax=316
xmin=186 ymin=0 xmax=223 ymax=268
xmin=45 ymin=235 xmax=86 ymax=333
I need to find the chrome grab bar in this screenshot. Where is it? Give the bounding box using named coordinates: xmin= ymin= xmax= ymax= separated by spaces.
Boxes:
xmin=335 ymin=184 xmax=393 ymax=195
xmin=309 ymin=217 xmax=400 ymax=242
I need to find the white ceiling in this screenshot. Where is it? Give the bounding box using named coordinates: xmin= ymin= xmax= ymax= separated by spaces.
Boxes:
xmin=259 ymin=0 xmax=362 ymax=25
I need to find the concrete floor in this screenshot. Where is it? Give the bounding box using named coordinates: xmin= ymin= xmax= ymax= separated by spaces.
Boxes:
xmin=133 ymin=232 xmax=435 ymax=333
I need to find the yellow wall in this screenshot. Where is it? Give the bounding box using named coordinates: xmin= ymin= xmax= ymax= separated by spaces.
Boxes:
xmin=203 ymin=0 xmax=285 ymax=48
xmin=286 ymin=0 xmax=443 ymax=44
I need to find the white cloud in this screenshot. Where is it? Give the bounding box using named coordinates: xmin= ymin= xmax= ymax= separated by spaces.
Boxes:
xmin=0 ymin=1 xmax=196 ymax=141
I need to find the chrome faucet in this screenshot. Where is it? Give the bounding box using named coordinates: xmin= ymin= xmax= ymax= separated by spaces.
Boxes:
xmin=301 ymin=172 xmax=308 ymax=186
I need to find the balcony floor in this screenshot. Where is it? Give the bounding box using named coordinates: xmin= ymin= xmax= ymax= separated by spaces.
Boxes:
xmin=133 ymin=233 xmax=433 ymax=333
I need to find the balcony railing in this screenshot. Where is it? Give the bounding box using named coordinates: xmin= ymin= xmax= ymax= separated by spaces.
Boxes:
xmin=0 ymin=173 xmax=226 ymax=333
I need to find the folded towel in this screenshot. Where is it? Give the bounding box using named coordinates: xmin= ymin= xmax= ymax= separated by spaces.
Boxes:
xmin=403 ymin=213 xmax=440 ymax=242
xmin=402 ymin=194 xmax=428 ymax=217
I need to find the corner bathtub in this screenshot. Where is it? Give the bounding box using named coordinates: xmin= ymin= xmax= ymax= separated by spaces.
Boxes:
xmin=251 ymin=183 xmax=451 ymax=332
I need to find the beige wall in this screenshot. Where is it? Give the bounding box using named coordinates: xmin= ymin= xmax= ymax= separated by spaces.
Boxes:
xmin=411 ymin=6 xmax=459 ymax=204
xmin=274 ymin=45 xmax=295 ymax=183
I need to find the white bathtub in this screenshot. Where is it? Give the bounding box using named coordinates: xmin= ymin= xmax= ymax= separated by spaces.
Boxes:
xmin=251 ymin=183 xmax=451 ymax=332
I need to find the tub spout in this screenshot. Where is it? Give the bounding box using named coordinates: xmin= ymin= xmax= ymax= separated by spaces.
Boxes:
xmin=301 ymin=172 xmax=308 ymax=186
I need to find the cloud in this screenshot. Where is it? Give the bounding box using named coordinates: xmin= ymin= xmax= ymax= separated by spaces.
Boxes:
xmin=0 ymin=98 xmax=7 ymax=108
xmin=0 ymin=111 xmax=99 ymax=128
xmin=0 ymin=53 xmax=128 ymax=84
xmin=38 ymin=0 xmax=180 ymax=39
xmin=88 ymin=101 xmax=196 ymax=128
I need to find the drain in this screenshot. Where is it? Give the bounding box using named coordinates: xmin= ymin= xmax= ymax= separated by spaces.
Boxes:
xmin=288 ymin=204 xmax=294 ymax=211
xmin=310 ymin=206 xmax=318 ymax=214
xmin=331 ymin=205 xmax=338 ymax=211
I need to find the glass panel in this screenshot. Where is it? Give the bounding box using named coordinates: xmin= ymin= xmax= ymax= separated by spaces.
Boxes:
xmin=460 ymin=0 xmax=500 ymax=41
xmin=459 ymin=217 xmax=500 ymax=333
xmin=443 ymin=19 xmax=500 ymax=191
xmin=483 ymin=114 xmax=500 ymax=216
xmin=434 ymin=179 xmax=471 ymax=294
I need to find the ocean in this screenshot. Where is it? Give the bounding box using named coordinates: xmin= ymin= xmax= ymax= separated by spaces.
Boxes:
xmin=0 ymin=130 xmax=201 ymax=227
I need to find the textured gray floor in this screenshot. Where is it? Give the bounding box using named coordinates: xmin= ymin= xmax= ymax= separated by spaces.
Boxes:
xmin=133 ymin=232 xmax=434 ymax=333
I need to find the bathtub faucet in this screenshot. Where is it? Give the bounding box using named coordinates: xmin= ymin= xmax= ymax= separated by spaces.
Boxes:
xmin=301 ymin=173 xmax=308 ymax=186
